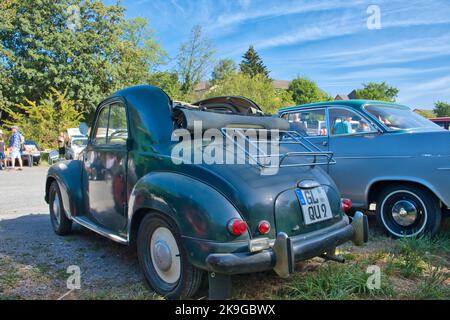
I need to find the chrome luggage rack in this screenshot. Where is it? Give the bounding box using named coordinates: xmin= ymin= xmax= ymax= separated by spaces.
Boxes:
xmin=220 ymin=127 xmax=336 ymax=169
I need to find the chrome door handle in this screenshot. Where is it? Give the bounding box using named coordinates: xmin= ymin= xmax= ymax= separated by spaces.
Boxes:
xmin=322 ymin=141 xmax=328 ymax=146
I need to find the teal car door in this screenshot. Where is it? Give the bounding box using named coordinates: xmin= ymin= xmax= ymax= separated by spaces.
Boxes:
xmin=327 ymin=107 xmax=380 ymax=207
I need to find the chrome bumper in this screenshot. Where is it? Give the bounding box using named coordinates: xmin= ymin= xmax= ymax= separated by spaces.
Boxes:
xmin=206 ymin=212 xmax=369 ymax=277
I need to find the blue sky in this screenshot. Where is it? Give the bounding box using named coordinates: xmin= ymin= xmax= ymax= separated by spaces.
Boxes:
xmin=108 ymin=0 xmax=450 ymax=109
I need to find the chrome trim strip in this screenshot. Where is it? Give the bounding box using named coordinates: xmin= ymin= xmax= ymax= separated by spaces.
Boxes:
xmin=73 ymin=216 xmax=128 ymax=245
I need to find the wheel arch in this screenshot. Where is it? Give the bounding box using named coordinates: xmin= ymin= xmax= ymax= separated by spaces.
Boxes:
xmin=367 ymin=178 xmax=443 ymax=208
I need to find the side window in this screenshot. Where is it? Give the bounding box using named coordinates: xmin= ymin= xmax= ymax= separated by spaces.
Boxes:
xmin=285 ymin=109 xmax=327 ymax=136
xmin=329 ymin=108 xmax=376 ymax=136
xmin=94 ymin=106 xmax=109 ymax=145
xmin=107 ymin=103 xmax=128 ymax=145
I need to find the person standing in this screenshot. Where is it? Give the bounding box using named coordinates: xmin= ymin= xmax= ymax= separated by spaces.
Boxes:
xmin=0 ymin=134 xmax=6 ymax=170
xmin=9 ymin=125 xmax=24 ymax=170
xmin=58 ymin=132 xmax=67 ymax=159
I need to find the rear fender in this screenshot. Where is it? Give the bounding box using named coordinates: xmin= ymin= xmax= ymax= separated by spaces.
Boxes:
xmin=45 ymin=160 xmax=86 ymax=219
xmin=127 ymin=172 xmax=249 ymax=243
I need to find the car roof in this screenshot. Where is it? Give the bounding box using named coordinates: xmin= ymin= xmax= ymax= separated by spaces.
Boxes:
xmin=279 ymin=100 xmax=409 ymax=112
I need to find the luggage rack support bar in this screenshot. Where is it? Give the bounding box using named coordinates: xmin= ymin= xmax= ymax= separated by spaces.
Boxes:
xmin=220 ymin=128 xmax=335 ymax=169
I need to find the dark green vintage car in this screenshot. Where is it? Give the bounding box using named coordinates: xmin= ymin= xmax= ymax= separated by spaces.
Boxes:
xmin=45 ymin=85 xmax=368 ymax=299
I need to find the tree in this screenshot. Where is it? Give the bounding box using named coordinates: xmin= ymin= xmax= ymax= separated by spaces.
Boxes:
xmin=288 ymin=77 xmax=330 ymax=105
xmin=2 ymin=88 xmax=83 ymax=149
xmin=206 ymin=73 xmax=292 ymax=114
xmin=0 ymin=0 xmax=166 ymax=118
xmin=110 ymin=17 xmax=167 ymax=91
xmin=239 ymin=46 xmax=269 ymax=78
xmin=414 ymin=109 xmax=436 ymax=118
xmin=211 ymin=59 xmax=237 ymax=82
xmin=148 ymin=71 xmax=181 ymax=99
xmin=177 ymin=25 xmax=215 ymax=94
xmin=355 ymin=82 xmax=399 ymax=102
xmin=433 ymin=101 xmax=450 ymax=117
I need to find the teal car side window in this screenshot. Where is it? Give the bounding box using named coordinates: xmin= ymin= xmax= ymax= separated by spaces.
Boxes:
xmin=329 ymin=107 xmax=377 ymax=136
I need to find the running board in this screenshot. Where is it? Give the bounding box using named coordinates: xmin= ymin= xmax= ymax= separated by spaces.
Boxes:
xmin=73 ymin=216 xmax=128 ymax=245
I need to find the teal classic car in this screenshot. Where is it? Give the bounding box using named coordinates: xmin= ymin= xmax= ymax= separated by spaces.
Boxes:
xmin=279 ymin=100 xmax=450 ymax=238
xmin=45 ymin=85 xmax=368 ymax=299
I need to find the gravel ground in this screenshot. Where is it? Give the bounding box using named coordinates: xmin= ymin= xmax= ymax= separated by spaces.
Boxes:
xmin=0 ymin=166 xmax=158 ymax=300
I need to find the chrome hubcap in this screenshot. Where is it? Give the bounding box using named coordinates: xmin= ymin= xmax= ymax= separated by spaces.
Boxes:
xmin=153 ymin=240 xmax=172 ymax=271
xmin=392 ymin=200 xmax=417 ymax=226
xmin=53 ymin=193 xmax=61 ymax=225
xmin=150 ymin=227 xmax=181 ymax=284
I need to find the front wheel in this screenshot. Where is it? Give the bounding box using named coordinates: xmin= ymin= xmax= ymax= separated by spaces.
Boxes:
xmin=376 ymin=185 xmax=441 ymax=238
xmin=137 ymin=213 xmax=203 ymax=299
xmin=49 ymin=181 xmax=72 ymax=235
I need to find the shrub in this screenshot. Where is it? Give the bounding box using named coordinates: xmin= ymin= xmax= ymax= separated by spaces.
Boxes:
xmin=2 ymin=88 xmax=83 ymax=149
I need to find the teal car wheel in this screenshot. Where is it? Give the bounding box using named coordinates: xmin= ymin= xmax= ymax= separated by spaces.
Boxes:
xmin=376 ymin=185 xmax=441 ymax=238
xmin=137 ymin=213 xmax=204 ymax=299
xmin=49 ymin=181 xmax=72 ymax=235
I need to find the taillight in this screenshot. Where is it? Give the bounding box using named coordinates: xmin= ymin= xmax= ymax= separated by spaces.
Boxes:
xmin=341 ymin=198 xmax=352 ymax=213
xmin=227 ymin=219 xmax=248 ymax=236
xmin=258 ymin=220 xmax=271 ymax=234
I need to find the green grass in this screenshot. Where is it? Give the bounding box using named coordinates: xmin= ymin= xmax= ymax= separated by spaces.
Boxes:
xmin=414 ymin=266 xmax=450 ymax=299
xmin=274 ymin=262 xmax=395 ymax=300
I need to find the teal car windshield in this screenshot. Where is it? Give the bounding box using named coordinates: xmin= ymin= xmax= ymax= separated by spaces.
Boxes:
xmin=365 ymin=104 xmax=442 ymax=131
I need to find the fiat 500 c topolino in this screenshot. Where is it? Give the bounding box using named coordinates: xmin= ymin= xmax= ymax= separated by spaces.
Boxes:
xmin=45 ymin=85 xmax=368 ymax=299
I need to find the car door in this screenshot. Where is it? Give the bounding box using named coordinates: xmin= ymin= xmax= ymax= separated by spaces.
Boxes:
xmin=327 ymin=107 xmax=381 ymax=207
xmin=84 ymin=100 xmax=129 ymax=233
xmin=281 ymin=108 xmax=329 ymax=150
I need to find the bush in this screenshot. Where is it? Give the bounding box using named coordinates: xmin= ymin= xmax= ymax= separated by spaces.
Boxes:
xmin=2 ymin=88 xmax=83 ymax=149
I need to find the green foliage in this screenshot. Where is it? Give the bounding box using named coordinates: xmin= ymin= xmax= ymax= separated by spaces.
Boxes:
xmin=239 ymin=46 xmax=269 ymax=78
xmin=355 ymin=82 xmax=399 ymax=102
xmin=0 ymin=0 xmax=166 ymax=117
xmin=177 ymin=25 xmax=215 ymax=93
xmin=415 ymin=109 xmax=436 ymax=118
xmin=288 ymin=77 xmax=330 ymax=105
xmin=279 ymin=262 xmax=393 ymax=300
xmin=148 ymin=71 xmax=181 ymax=99
xmin=211 ymin=59 xmax=237 ymax=82
xmin=414 ymin=267 xmax=450 ymax=299
xmin=206 ymin=73 xmax=293 ymax=114
xmin=2 ymin=88 xmax=83 ymax=149
xmin=433 ymin=101 xmax=450 ymax=117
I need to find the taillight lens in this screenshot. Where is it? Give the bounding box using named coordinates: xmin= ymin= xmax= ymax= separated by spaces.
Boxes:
xmin=341 ymin=198 xmax=352 ymax=213
xmin=227 ymin=219 xmax=248 ymax=236
xmin=258 ymin=220 xmax=271 ymax=234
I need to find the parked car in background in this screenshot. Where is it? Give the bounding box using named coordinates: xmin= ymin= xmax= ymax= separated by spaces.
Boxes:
xmin=45 ymin=85 xmax=368 ymax=299
xmin=430 ymin=117 xmax=450 ymax=130
xmin=66 ymin=135 xmax=88 ymax=160
xmin=279 ymin=100 xmax=450 ymax=238
xmin=21 ymin=140 xmax=41 ymax=166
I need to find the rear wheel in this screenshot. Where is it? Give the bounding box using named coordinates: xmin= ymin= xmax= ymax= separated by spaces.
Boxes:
xmin=137 ymin=213 xmax=203 ymax=299
xmin=49 ymin=181 xmax=72 ymax=235
xmin=376 ymin=185 xmax=441 ymax=238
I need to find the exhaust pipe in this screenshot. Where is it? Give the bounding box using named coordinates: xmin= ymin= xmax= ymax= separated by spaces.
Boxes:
xmin=351 ymin=211 xmax=369 ymax=246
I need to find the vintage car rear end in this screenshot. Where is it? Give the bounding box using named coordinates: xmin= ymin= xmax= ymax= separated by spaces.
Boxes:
xmin=46 ymin=86 xmax=368 ymax=300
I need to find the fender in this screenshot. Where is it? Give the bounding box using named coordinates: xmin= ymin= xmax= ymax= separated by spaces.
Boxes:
xmin=365 ymin=175 xmax=450 ymax=208
xmin=127 ymin=171 xmax=250 ymax=243
xmin=45 ymin=160 xmax=86 ymax=219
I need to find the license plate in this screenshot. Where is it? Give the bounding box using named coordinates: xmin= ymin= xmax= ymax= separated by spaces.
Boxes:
xmin=295 ymin=187 xmax=333 ymax=225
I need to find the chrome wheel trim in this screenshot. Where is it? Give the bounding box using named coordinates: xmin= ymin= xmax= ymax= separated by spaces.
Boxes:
xmin=380 ymin=190 xmax=427 ymax=237
xmin=150 ymin=227 xmax=181 ymax=284
xmin=391 ymin=200 xmax=418 ymax=226
xmin=53 ymin=192 xmax=61 ymax=225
